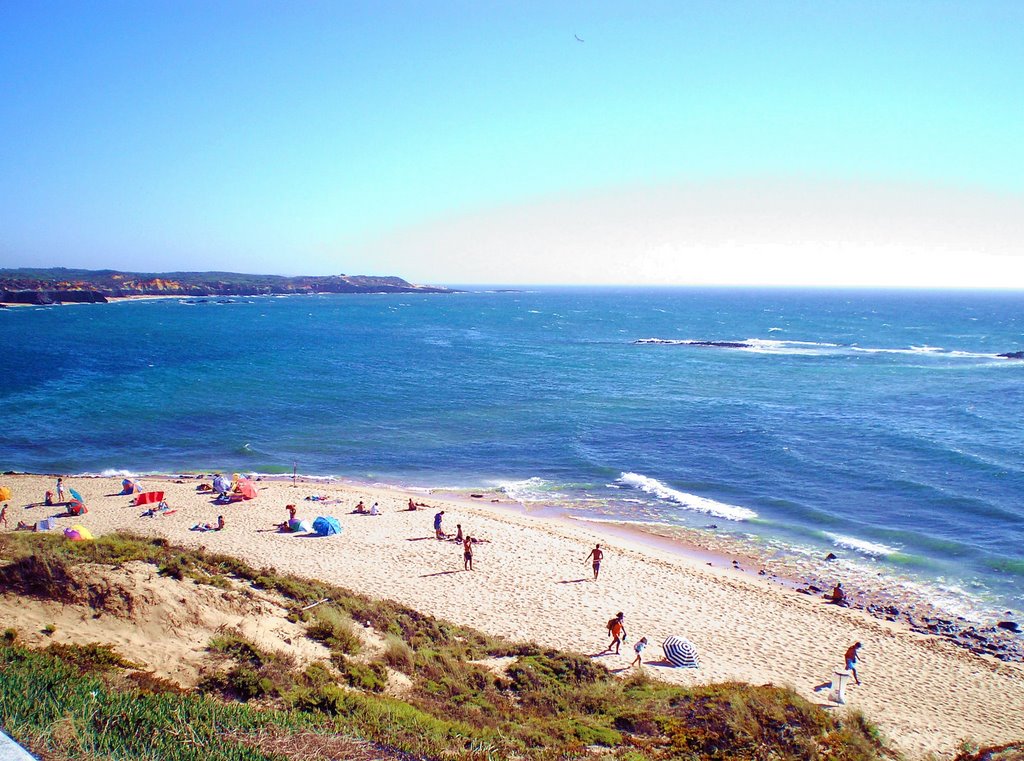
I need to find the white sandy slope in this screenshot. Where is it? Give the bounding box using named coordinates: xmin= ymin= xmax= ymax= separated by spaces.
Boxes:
xmin=1 ymin=474 xmax=1022 ymax=759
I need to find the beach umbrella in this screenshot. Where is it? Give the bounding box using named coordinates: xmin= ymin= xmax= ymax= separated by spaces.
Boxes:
xmin=64 ymin=525 xmax=94 ymax=541
xmin=0 ymin=486 xmax=11 ymax=501
xmin=136 ymin=491 xmax=164 ymax=506
xmin=312 ymin=516 xmax=341 ymax=536
xmin=663 ymin=636 xmax=700 ymax=668
xmin=235 ymin=479 xmax=257 ymax=500
xmin=69 ymin=488 xmax=84 ymax=503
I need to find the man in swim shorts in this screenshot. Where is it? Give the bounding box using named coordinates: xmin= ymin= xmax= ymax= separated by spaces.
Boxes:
xmin=463 ymin=535 xmax=473 ymax=570
xmin=585 ymin=543 xmax=604 ymax=580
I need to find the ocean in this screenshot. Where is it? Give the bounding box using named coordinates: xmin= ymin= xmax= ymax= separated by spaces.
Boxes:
xmin=2 ymin=287 xmax=1022 ymax=620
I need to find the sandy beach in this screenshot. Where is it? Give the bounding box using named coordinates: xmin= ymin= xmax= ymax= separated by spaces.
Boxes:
xmin=1 ymin=473 xmax=1022 ymax=759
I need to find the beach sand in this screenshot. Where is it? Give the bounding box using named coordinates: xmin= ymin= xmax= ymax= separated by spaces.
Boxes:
xmin=1 ymin=473 xmax=1022 ymax=758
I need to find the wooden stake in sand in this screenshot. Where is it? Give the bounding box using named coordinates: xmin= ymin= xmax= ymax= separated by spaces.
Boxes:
xmin=300 ymin=598 xmax=330 ymax=611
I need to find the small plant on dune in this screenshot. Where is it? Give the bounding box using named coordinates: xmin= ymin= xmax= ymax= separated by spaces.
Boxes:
xmin=41 ymin=624 xmax=56 ymax=636
xmin=305 ymin=605 xmax=361 ymax=655
xmin=43 ymin=642 xmax=138 ymax=672
xmin=2 ymin=627 xmax=17 ymax=645
xmin=382 ymin=633 xmax=414 ymax=674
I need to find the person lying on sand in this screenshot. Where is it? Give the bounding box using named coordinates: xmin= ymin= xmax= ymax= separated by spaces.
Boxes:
xmin=192 ymin=515 xmax=225 ymax=532
xmin=16 ymin=521 xmax=35 ymax=531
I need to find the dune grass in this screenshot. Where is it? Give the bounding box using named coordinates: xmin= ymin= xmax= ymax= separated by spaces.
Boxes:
xmin=0 ymin=531 xmax=899 ymax=760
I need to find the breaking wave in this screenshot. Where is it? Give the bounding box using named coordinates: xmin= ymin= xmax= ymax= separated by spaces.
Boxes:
xmin=617 ymin=472 xmax=757 ymax=522
xmin=824 ymin=532 xmax=899 ymax=558
xmin=635 ymin=337 xmax=1009 ymax=360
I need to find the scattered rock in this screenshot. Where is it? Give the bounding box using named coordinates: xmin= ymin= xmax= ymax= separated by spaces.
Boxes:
xmin=825 ymin=552 xmax=838 ymax=561
xmin=997 ymin=621 xmax=1021 ymax=633
xmin=997 ymin=351 xmax=1024 ymax=359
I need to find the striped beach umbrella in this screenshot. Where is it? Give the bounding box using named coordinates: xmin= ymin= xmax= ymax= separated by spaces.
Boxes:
xmin=663 ymin=635 xmax=700 ymax=668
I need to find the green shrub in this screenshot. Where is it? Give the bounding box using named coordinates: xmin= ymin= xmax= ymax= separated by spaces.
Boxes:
xmin=382 ymin=633 xmax=414 ymax=673
xmin=305 ymin=606 xmax=361 ymax=655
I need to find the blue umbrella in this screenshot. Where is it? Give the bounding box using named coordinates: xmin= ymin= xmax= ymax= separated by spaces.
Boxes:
xmin=69 ymin=488 xmax=84 ymax=503
xmin=312 ymin=516 xmax=341 ymax=536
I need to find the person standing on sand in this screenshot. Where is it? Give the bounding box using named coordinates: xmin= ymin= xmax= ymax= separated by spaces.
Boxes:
xmin=463 ymin=535 xmax=474 ymax=570
xmin=434 ymin=510 xmax=446 ymax=539
xmin=845 ymin=642 xmax=863 ymax=685
xmin=606 ymin=612 xmax=627 ymax=654
xmin=585 ymin=544 xmax=604 ymax=580
xmin=0 ymin=503 xmax=8 ymax=529
xmin=56 ymin=477 xmax=65 ymax=503
xmin=631 ymin=637 xmax=648 ymax=668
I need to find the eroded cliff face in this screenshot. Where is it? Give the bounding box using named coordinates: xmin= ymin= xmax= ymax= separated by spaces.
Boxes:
xmin=0 ymin=268 xmax=454 ymax=299
xmin=0 ymin=289 xmax=107 ymax=304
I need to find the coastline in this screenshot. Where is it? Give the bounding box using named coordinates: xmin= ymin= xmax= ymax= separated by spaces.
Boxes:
xmin=1 ymin=472 xmax=1022 ymax=758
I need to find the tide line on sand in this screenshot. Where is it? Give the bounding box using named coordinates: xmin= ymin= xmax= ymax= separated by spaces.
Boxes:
xmin=1 ymin=473 xmax=1022 ymax=760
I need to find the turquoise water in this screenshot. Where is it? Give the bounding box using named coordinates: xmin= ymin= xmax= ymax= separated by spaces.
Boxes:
xmin=2 ymin=288 xmax=1022 ymax=617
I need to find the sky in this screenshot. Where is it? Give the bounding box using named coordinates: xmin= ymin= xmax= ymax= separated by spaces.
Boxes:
xmin=1 ymin=1 xmax=1022 ymax=287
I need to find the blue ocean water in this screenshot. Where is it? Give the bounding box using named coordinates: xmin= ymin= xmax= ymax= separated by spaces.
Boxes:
xmin=2 ymin=288 xmax=1023 ymax=617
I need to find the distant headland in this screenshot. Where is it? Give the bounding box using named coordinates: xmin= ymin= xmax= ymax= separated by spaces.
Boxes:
xmin=0 ymin=267 xmax=455 ymax=305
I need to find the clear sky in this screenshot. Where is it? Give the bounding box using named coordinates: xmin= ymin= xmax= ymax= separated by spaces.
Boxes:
xmin=1 ymin=1 xmax=1022 ymax=286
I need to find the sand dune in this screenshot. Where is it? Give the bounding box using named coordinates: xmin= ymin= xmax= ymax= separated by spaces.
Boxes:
xmin=2 ymin=473 xmax=1022 ymax=758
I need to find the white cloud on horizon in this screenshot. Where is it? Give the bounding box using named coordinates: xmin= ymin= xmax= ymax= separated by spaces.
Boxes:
xmin=349 ymin=179 xmax=1024 ymax=288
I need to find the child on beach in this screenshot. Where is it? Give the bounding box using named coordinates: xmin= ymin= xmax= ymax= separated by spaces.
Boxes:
xmin=631 ymin=637 xmax=648 ymax=668
xmin=0 ymin=503 xmax=8 ymax=529
xmin=56 ymin=477 xmax=65 ymax=503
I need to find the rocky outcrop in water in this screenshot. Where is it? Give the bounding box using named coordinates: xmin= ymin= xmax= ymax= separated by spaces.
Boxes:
xmin=997 ymin=351 xmax=1024 ymax=359
xmin=635 ymin=339 xmax=752 ymax=348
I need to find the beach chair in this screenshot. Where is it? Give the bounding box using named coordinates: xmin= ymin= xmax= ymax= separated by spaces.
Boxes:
xmin=828 ymin=668 xmax=852 ymax=704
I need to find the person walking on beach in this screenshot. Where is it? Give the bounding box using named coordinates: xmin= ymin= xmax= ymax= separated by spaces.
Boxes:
xmin=844 ymin=642 xmax=863 ymax=685
xmin=606 ymin=612 xmax=627 ymax=654
xmin=585 ymin=544 xmax=604 ymax=580
xmin=631 ymin=636 xmax=648 ymax=668
xmin=0 ymin=504 xmax=8 ymax=529
xmin=463 ymin=535 xmax=474 ymax=571
xmin=434 ymin=510 xmax=446 ymax=540
xmin=56 ymin=477 xmax=65 ymax=503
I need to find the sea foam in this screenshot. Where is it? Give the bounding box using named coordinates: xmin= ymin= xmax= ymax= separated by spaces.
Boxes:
xmin=617 ymin=472 xmax=757 ymax=521
xmin=824 ymin=532 xmax=898 ymax=558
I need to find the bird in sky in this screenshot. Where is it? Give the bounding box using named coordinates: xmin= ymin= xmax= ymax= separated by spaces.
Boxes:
xmin=574 ymin=34 xmax=584 ymax=42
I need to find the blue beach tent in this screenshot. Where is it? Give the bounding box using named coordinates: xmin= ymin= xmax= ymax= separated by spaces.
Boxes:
xmin=312 ymin=516 xmax=341 ymax=536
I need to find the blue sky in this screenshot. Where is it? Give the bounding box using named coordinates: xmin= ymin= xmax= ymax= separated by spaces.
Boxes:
xmin=1 ymin=1 xmax=1022 ymax=286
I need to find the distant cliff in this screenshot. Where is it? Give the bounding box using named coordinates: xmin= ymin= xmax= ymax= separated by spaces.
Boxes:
xmin=0 ymin=267 xmax=455 ymax=303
